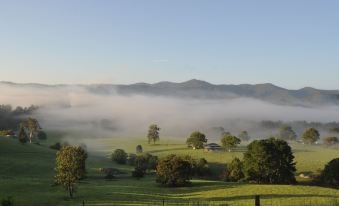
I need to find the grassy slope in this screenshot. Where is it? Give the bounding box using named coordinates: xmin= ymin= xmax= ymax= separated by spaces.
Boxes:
xmin=1 ymin=136 xmax=339 ymax=206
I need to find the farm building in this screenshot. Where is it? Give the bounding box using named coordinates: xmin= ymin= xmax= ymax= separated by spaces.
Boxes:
xmin=204 ymin=143 xmax=222 ymax=152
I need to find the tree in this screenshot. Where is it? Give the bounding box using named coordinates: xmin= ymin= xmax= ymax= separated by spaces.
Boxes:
xmin=226 ymin=157 xmax=244 ymax=182
xmin=323 ymin=136 xmax=338 ymax=146
xmin=143 ymin=153 xmax=158 ymax=171
xmin=111 ymin=149 xmax=128 ymax=164
xmin=127 ymin=153 xmax=137 ymax=166
xmin=302 ymin=128 xmax=320 ymax=144
xmin=54 ymin=146 xmax=87 ymax=198
xmin=186 ymin=131 xmax=207 ymax=149
xmin=278 ymin=125 xmax=297 ymax=141
xmin=136 ymin=145 xmax=143 ymax=153
xmin=329 ymin=127 xmax=339 ymax=134
xmin=147 ymin=124 xmax=160 ymax=144
xmin=220 ymin=134 xmax=241 ymax=152
xmin=195 ymin=158 xmax=211 ymax=177
xmin=132 ymin=155 xmax=148 ymax=179
xmin=319 ymin=158 xmax=339 ymax=187
xmin=243 ymin=138 xmax=296 ymax=184
xmin=238 ymin=131 xmax=250 ymax=141
xmin=156 ymin=154 xmax=194 ymax=186
xmin=37 ymin=131 xmax=47 ymax=140
xmin=18 ymin=126 xmax=28 ymax=144
xmin=21 ymin=118 xmax=40 ymax=143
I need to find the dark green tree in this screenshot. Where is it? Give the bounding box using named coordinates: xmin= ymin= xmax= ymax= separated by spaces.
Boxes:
xmin=243 ymin=138 xmax=296 ymax=184
xmin=238 ymin=131 xmax=250 ymax=141
xmin=221 ymin=134 xmax=241 ymax=152
xmin=226 ymin=157 xmax=244 ymax=182
xmin=302 ymin=128 xmax=320 ymax=144
xmin=147 ymin=124 xmax=160 ymax=144
xmin=186 ymin=131 xmax=207 ymax=149
xmin=156 ymin=154 xmax=194 ymax=186
xmin=319 ymin=158 xmax=339 ymax=187
xmin=54 ymin=146 xmax=87 ymax=198
xmin=111 ymin=149 xmax=128 ymax=164
xmin=278 ymin=125 xmax=297 ymax=141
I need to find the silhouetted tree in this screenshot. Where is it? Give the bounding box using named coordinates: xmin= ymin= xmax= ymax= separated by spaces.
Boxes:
xmin=238 ymin=131 xmax=250 ymax=141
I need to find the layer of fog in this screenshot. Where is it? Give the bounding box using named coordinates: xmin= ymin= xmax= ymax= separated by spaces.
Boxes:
xmin=1 ymin=83 xmax=339 ymax=140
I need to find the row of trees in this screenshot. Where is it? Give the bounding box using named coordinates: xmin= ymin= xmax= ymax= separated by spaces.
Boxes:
xmin=186 ymin=131 xmax=242 ymax=151
xmin=279 ymin=125 xmax=339 ymax=145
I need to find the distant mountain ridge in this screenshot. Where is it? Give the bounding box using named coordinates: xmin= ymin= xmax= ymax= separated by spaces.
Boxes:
xmin=1 ymin=79 xmax=339 ymax=107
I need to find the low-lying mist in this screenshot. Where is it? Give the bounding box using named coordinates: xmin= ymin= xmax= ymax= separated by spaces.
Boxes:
xmin=1 ymin=83 xmax=339 ymax=140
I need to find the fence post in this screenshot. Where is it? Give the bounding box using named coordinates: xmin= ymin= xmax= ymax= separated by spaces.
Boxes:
xmin=82 ymin=200 xmax=85 ymax=206
xmin=162 ymin=199 xmax=165 ymax=206
xmin=255 ymin=195 xmax=260 ymax=206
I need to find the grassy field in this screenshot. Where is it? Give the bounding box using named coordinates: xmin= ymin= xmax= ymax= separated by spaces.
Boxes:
xmin=1 ymin=135 xmax=339 ymax=206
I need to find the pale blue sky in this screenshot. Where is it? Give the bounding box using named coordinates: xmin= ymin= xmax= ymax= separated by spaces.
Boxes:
xmin=0 ymin=0 xmax=338 ymax=89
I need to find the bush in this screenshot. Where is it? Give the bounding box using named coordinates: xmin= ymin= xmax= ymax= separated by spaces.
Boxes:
xmin=111 ymin=149 xmax=127 ymax=164
xmin=156 ymin=154 xmax=194 ymax=187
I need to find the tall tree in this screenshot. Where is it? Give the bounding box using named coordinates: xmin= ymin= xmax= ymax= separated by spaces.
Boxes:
xmin=243 ymin=138 xmax=296 ymax=184
xmin=278 ymin=125 xmax=297 ymax=141
xmin=147 ymin=124 xmax=160 ymax=144
xmin=54 ymin=146 xmax=87 ymax=198
xmin=21 ymin=118 xmax=41 ymax=143
xmin=302 ymin=128 xmax=320 ymax=144
xmin=186 ymin=131 xmax=207 ymax=149
xmin=220 ymin=134 xmax=241 ymax=152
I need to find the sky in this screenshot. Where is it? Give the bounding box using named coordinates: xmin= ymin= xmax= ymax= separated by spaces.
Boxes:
xmin=0 ymin=0 xmax=339 ymax=89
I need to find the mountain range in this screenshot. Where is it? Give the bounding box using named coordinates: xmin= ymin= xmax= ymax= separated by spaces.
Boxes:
xmin=1 ymin=79 xmax=339 ymax=107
